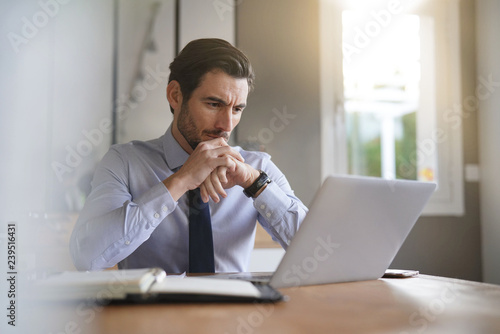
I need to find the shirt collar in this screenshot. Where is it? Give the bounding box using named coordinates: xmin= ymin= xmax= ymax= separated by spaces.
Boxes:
xmin=163 ymin=124 xmax=190 ymax=171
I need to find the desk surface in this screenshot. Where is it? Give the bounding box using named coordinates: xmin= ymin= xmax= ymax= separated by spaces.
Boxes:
xmin=33 ymin=274 xmax=500 ymax=334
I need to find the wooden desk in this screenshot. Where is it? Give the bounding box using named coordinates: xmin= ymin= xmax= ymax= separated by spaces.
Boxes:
xmin=32 ymin=275 xmax=500 ymax=334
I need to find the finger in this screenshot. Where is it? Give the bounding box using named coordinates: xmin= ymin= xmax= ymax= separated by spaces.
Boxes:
xmin=211 ymin=171 xmax=227 ymax=198
xmin=226 ymin=155 xmax=245 ymax=173
xmin=213 ymin=146 xmax=245 ymax=162
xmin=209 ymin=154 xmax=237 ymax=171
xmin=195 ymin=143 xmax=244 ymax=165
xmin=217 ymin=166 xmax=228 ymax=184
xmin=200 ymin=137 xmax=229 ymax=150
xmin=206 ymin=136 xmax=228 ymax=145
xmin=203 ymin=176 xmax=220 ymax=203
xmin=199 ymin=183 xmax=210 ymax=203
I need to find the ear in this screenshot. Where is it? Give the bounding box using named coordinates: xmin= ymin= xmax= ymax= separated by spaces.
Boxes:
xmin=166 ymin=80 xmax=183 ymax=112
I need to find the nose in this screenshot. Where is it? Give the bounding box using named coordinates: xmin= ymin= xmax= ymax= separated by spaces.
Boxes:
xmin=215 ymin=108 xmax=233 ymax=132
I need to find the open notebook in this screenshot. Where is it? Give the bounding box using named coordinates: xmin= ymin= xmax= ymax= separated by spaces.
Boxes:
xmin=36 ymin=268 xmax=283 ymax=303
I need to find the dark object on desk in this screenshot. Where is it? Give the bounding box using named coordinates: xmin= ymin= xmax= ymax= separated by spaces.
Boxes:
xmin=382 ymin=269 xmax=419 ymax=278
xmin=36 ymin=268 xmax=284 ymax=304
xmin=126 ymin=283 xmax=283 ymax=304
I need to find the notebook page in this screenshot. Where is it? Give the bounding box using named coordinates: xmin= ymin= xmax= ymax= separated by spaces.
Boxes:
xmin=149 ymin=276 xmax=261 ymax=298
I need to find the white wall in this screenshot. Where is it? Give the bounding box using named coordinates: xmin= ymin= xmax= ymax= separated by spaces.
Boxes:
xmin=117 ymin=0 xmax=235 ymax=144
xmin=237 ymin=0 xmax=323 ymax=205
xmin=0 ymin=0 xmax=113 ymax=215
xmin=179 ymin=0 xmax=235 ymax=49
xmin=476 ymin=0 xmax=500 ymax=285
xmin=116 ymin=0 xmax=175 ymax=144
xmin=0 ymin=1 xmax=114 ymax=331
xmin=1 ymin=1 xmax=52 ymax=218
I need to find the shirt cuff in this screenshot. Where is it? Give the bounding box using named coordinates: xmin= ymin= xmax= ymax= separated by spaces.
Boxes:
xmin=253 ymin=181 xmax=292 ymax=225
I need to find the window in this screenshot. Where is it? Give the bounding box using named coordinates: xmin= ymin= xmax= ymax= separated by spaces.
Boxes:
xmin=320 ymin=0 xmax=464 ymax=215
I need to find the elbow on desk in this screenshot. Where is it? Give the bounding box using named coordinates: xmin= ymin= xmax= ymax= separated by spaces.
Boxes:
xmin=69 ymin=231 xmax=92 ymax=271
xmin=69 ymin=225 xmax=105 ymax=271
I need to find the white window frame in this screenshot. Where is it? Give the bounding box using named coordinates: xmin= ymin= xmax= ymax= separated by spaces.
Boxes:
xmin=320 ymin=0 xmax=464 ymax=216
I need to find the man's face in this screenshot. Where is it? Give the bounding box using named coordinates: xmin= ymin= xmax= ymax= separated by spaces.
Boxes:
xmin=174 ymin=70 xmax=249 ymax=152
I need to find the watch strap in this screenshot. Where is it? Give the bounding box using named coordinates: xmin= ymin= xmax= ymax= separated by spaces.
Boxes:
xmin=243 ymin=170 xmax=271 ymax=198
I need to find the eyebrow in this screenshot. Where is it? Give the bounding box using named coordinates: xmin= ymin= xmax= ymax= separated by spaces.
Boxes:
xmin=204 ymin=96 xmax=246 ymax=109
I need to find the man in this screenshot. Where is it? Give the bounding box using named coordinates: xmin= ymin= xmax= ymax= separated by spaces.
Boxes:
xmin=70 ymin=38 xmax=308 ymax=272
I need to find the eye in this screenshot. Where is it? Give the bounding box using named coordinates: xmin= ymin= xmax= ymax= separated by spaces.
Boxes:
xmin=207 ymin=102 xmax=220 ymax=108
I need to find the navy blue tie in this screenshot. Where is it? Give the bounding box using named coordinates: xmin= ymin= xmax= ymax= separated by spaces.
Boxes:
xmin=188 ymin=188 xmax=215 ymax=273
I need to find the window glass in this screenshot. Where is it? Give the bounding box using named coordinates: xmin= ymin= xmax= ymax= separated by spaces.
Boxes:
xmin=342 ymin=11 xmax=435 ymax=181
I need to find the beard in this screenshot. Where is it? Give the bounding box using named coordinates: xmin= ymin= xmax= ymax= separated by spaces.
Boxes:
xmin=177 ymin=102 xmax=230 ymax=150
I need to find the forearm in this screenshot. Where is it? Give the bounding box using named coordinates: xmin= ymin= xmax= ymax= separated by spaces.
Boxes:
xmin=70 ymin=182 xmax=176 ymax=271
xmin=254 ymin=177 xmax=308 ymax=249
xmin=162 ymin=172 xmax=189 ymax=202
xmin=70 ymin=204 xmax=145 ymax=270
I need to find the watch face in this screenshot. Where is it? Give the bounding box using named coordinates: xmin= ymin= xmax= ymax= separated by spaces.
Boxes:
xmin=244 ymin=171 xmax=271 ymax=198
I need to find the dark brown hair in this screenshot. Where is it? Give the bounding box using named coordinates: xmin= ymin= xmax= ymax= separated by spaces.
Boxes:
xmin=168 ymin=38 xmax=255 ymax=113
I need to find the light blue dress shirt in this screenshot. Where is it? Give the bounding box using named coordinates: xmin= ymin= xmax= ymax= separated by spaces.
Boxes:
xmin=70 ymin=125 xmax=308 ymax=272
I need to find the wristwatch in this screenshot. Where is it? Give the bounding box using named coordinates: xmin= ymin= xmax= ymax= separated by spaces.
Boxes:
xmin=243 ymin=170 xmax=272 ymax=198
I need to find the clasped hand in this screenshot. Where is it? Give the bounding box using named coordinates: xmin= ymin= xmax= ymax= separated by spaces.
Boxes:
xmin=174 ymin=137 xmax=258 ymax=203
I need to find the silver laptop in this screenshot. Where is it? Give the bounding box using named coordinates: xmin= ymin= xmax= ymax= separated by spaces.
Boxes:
xmin=228 ymin=174 xmax=436 ymax=289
